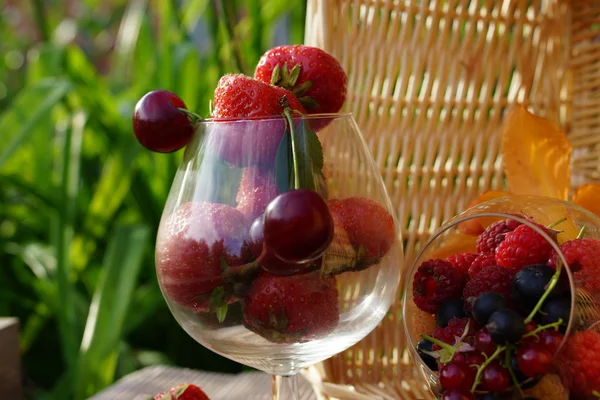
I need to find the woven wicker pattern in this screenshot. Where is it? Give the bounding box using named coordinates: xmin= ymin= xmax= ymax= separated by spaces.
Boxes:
xmin=304 ymin=1 xmax=600 ymax=399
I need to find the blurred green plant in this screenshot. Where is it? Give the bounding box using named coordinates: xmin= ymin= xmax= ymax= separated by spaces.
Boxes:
xmin=0 ymin=0 xmax=306 ymax=398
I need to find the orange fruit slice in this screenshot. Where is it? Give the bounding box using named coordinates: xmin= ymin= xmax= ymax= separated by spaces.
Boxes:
xmin=458 ymin=190 xmax=512 ymax=235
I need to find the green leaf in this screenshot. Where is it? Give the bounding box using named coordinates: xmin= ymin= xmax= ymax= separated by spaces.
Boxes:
xmin=209 ymin=286 xmax=228 ymax=323
xmin=288 ymin=117 xmax=325 ymax=190
xmin=0 ymin=79 xmax=71 ymax=168
xmin=274 ymin=130 xmax=292 ymax=193
xmin=75 ymin=223 xmax=150 ymax=399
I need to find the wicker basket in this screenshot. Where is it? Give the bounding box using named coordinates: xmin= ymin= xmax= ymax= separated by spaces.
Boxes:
xmin=302 ymin=1 xmax=600 ymax=398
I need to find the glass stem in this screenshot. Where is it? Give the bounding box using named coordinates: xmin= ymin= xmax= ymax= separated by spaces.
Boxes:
xmin=272 ymin=374 xmax=299 ymax=400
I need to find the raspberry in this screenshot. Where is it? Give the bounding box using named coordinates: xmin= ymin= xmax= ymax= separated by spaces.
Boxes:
xmin=445 ymin=252 xmax=478 ymax=275
xmin=548 ymin=238 xmax=600 ymax=273
xmin=522 ymin=373 xmax=569 ymax=400
xmin=412 ymin=259 xmax=467 ymax=313
xmin=468 ymin=253 xmax=496 ymax=278
xmin=432 ymin=317 xmax=476 ymax=350
xmin=495 ymin=224 xmax=555 ymax=270
xmin=476 ymin=219 xmax=521 ymax=254
xmin=462 ymin=266 xmax=515 ymax=312
xmin=407 ymin=302 xmax=437 ymax=341
xmin=555 ymin=330 xmax=600 ymax=396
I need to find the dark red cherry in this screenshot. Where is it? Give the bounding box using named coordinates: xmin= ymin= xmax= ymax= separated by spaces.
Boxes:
xmin=263 ymin=189 xmax=333 ymax=263
xmin=249 ymin=215 xmax=322 ymax=276
xmin=132 ymin=90 xmax=194 ymax=153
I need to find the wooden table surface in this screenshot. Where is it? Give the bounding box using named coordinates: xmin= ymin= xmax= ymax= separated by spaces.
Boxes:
xmin=89 ymin=365 xmax=319 ymax=400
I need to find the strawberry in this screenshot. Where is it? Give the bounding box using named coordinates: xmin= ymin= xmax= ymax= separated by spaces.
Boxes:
xmin=242 ymin=271 xmax=339 ymax=343
xmin=156 ymin=201 xmax=251 ymax=311
xmin=210 ymin=74 xmax=306 ymax=167
xmin=254 ymin=45 xmax=347 ymax=115
xmin=153 ymin=383 xmax=210 ymax=400
xmin=328 ymin=197 xmax=396 ymax=267
xmin=236 ymin=166 xmax=279 ymax=222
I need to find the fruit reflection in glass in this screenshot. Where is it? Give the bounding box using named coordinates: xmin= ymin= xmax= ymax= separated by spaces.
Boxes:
xmin=402 ymin=195 xmax=600 ymax=399
xmin=154 ymin=111 xmax=402 ymax=398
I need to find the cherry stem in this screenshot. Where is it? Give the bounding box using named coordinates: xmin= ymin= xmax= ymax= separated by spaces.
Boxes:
xmin=577 ymin=225 xmax=587 ymax=239
xmin=221 ymin=261 xmax=260 ymax=282
xmin=547 ymin=217 xmax=567 ymax=229
xmin=524 ymin=259 xmax=562 ymax=324
xmin=505 ymin=345 xmax=525 ymax=397
xmin=281 ymin=98 xmax=301 ymax=189
xmin=522 ymin=319 xmax=563 ymax=338
xmin=471 ymin=345 xmax=506 ymax=392
xmin=177 ymin=107 xmax=203 ymax=124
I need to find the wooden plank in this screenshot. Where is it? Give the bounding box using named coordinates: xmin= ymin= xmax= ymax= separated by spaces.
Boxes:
xmin=90 ymin=365 xmax=318 ymax=400
xmin=0 ymin=318 xmax=22 ymax=399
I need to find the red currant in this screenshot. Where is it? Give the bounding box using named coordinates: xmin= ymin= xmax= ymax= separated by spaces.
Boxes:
xmin=517 ymin=344 xmax=553 ymax=377
xmin=263 ymin=189 xmax=333 ymax=263
xmin=440 ymin=389 xmax=474 ymax=400
xmin=132 ymin=90 xmax=194 ymax=153
xmin=474 ymin=329 xmax=496 ymax=357
xmin=481 ymin=362 xmax=510 ymax=392
xmin=540 ymin=330 xmax=563 ymax=354
xmin=524 ymin=321 xmax=538 ymax=334
xmin=465 ymin=352 xmax=485 ymax=377
xmin=439 ymin=362 xmax=474 ymax=391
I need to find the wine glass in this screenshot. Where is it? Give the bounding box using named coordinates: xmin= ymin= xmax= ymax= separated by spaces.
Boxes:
xmin=155 ymin=113 xmax=402 ymax=399
xmin=402 ymin=194 xmax=600 ymax=399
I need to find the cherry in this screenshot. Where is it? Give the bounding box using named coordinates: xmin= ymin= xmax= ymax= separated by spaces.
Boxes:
xmin=248 ymin=216 xmax=320 ymax=276
xmin=539 ymin=330 xmax=563 ymax=354
xmin=481 ymin=362 xmax=510 ymax=392
xmin=474 ymin=329 xmax=496 ymax=357
xmin=440 ymin=389 xmax=474 ymax=400
xmin=517 ymin=344 xmax=553 ymax=377
xmin=439 ymin=362 xmax=474 ymax=390
xmin=263 ymin=189 xmax=333 ymax=263
xmin=132 ymin=90 xmax=194 ymax=153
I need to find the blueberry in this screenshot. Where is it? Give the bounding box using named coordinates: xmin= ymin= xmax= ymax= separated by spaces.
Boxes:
xmin=511 ymin=264 xmax=568 ymax=314
xmin=436 ymin=299 xmax=467 ymax=327
xmin=417 ymin=338 xmax=438 ymax=371
xmin=486 ymin=308 xmax=525 ymax=344
xmin=536 ymin=297 xmax=571 ymax=333
xmin=472 ymin=292 xmax=507 ymax=326
xmin=509 ymin=352 xmax=541 ymax=389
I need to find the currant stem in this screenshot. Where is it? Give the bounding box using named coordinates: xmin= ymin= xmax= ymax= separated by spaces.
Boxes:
xmin=577 ymin=225 xmax=587 ymax=239
xmin=420 ymin=334 xmax=455 ymax=352
xmin=471 ymin=345 xmax=506 ymax=392
xmin=522 ymin=319 xmax=563 ymax=338
xmin=281 ymin=98 xmax=301 ymax=190
xmin=524 ymin=259 xmax=563 ymax=324
xmin=505 ymin=346 xmax=525 ymax=397
xmin=547 ymin=217 xmax=567 ymax=229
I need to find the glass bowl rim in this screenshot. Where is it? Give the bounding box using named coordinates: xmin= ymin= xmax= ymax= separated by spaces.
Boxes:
xmin=194 ymin=112 xmax=354 ymax=123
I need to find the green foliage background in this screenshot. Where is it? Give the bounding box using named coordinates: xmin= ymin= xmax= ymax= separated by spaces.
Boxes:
xmin=0 ymin=0 xmax=306 ymax=398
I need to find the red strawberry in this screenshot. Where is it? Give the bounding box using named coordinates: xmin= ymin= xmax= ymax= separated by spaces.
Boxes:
xmin=328 ymin=197 xmax=396 ymax=267
xmin=242 ymin=271 xmax=339 ymax=343
xmin=154 ymin=383 xmax=210 ymax=400
xmin=156 ymin=202 xmax=250 ymax=311
xmin=254 ymin=45 xmax=347 ymax=115
xmin=210 ymin=74 xmax=306 ymax=167
xmin=236 ymin=166 xmax=279 ymax=222
xmin=495 ymin=224 xmax=555 ymax=270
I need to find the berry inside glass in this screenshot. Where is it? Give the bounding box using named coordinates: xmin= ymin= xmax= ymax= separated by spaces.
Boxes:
xmin=402 ymin=195 xmax=600 ymax=399
xmin=155 ymin=113 xmax=402 ymax=399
